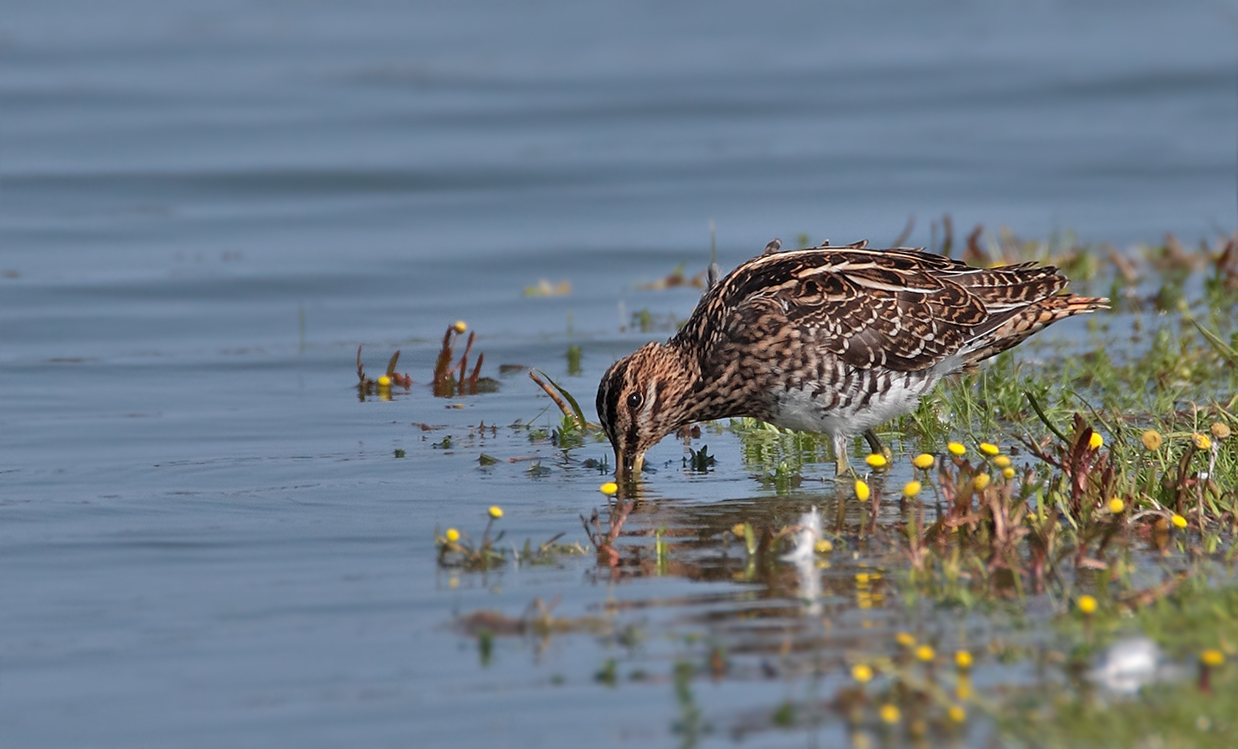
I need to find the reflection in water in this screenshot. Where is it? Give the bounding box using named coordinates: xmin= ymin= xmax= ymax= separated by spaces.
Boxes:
xmin=475 ymin=443 xmax=1224 ymax=743
xmin=780 ymin=505 xmax=823 ymax=616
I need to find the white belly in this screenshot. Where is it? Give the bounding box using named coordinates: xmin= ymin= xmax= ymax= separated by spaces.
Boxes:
xmin=767 ymin=370 xmax=939 ymax=438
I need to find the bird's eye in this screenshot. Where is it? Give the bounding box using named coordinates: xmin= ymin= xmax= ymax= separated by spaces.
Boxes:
xmin=626 ymin=392 xmax=644 ymax=411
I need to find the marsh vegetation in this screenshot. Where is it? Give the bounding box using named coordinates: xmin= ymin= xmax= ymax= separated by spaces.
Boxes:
xmin=418 ymin=228 xmax=1238 ymax=747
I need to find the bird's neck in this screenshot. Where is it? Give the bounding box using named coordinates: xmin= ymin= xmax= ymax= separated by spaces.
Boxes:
xmin=659 ymin=341 xmax=715 ymax=427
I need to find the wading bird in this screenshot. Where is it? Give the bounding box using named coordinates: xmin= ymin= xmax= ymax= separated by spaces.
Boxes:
xmin=596 ymin=238 xmax=1106 ymax=479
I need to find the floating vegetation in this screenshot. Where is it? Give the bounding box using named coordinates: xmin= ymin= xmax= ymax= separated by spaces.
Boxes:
xmin=522 ymin=278 xmax=572 ymax=297
xmin=436 ymin=505 xmax=587 ymax=572
xmin=635 ymin=262 xmax=708 ymax=290
xmin=623 ymin=307 xmax=684 ymax=333
xmin=685 ymin=444 xmax=714 ymax=472
xmin=565 ymin=344 xmax=582 ymax=376
xmin=453 ymin=598 xmax=612 ymax=667
xmin=432 ymin=321 xmax=499 ymax=397
xmin=356 ymin=344 xmax=412 ymax=401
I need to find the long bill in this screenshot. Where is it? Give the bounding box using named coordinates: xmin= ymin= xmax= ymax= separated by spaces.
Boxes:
xmin=614 ymin=448 xmax=646 ymax=481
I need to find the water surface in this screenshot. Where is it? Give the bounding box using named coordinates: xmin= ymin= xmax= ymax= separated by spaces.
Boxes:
xmin=2 ymin=1 xmax=1236 ymax=746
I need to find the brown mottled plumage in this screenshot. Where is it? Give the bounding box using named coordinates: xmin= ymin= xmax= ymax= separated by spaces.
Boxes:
xmin=596 ymin=238 xmax=1108 ymax=478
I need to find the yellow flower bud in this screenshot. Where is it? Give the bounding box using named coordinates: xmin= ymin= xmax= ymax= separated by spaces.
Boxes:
xmin=731 ymin=523 xmax=746 ymax=537
xmin=979 ymin=442 xmax=999 ymax=456
xmin=879 ymin=704 xmax=901 ymax=724
xmin=993 ymin=455 xmax=1011 ymax=468
xmin=452 ymin=321 xmax=467 ymax=334
xmin=815 ymin=539 xmax=833 ymax=554
xmin=854 ymin=480 xmax=871 ymax=501
xmin=1107 ymin=497 xmax=1125 ymax=514
xmin=1211 ymin=422 xmax=1232 ymax=440
xmin=955 ymin=651 xmax=973 ymax=670
xmin=1202 ymin=649 xmax=1225 ymax=667
xmin=599 ymin=482 xmax=619 ymax=496
xmin=915 ymin=645 xmax=935 ymax=662
xmin=1141 ymin=429 xmax=1163 ymax=450
xmin=1192 ymin=433 xmax=1212 ymax=450
xmin=1077 ymin=595 xmax=1098 ymax=615
xmin=865 ymin=453 xmax=888 ymax=469
xmin=895 ymin=632 xmax=916 ymax=648
xmin=488 ymin=505 xmax=504 ymax=519
xmin=948 ymin=706 xmax=966 ymax=723
xmin=1001 ymin=467 xmax=1016 ymax=479
xmin=1088 ymin=432 xmax=1103 ymax=450
xmin=377 ymin=375 xmax=392 ymax=387
xmin=902 ymin=480 xmax=922 ymax=497
xmin=947 ymin=442 xmax=966 ymax=456
xmin=912 ymin=453 xmax=935 ymax=469
xmin=1172 ymin=513 xmax=1188 ymax=529
xmin=445 ymin=528 xmax=460 ymax=543
xmin=972 ymin=474 xmax=991 ymax=491
xmin=851 ymin=663 xmax=873 ymax=683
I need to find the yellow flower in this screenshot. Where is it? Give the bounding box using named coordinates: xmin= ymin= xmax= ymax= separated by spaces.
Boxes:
xmin=1001 ymin=467 xmax=1016 ymax=479
xmin=993 ymin=455 xmax=1011 ymax=468
xmin=452 ymin=321 xmax=468 ymax=334
xmin=1107 ymin=497 xmax=1125 ymax=514
xmin=1088 ymin=432 xmax=1103 ymax=450
xmin=1172 ymin=513 xmax=1188 ymax=529
xmin=599 ymin=482 xmax=619 ymax=496
xmin=488 ymin=505 xmax=504 ymax=519
xmin=948 ymin=706 xmax=966 ymax=723
xmin=1192 ymin=433 xmax=1212 ymax=450
xmin=445 ymin=528 xmax=460 ymax=543
xmin=865 ymin=453 xmax=888 ymax=469
xmin=955 ymin=651 xmax=973 ymax=670
xmin=377 ymin=375 xmax=392 ymax=387
xmin=815 ymin=539 xmax=833 ymax=554
xmin=979 ymin=442 xmax=999 ymax=456
xmin=915 ymin=645 xmax=936 ymax=662
xmin=1202 ymin=649 xmax=1225 ymax=667
xmin=947 ymin=442 xmax=966 ymax=457
xmin=1141 ymin=429 xmax=1163 ymax=450
xmin=732 ymin=523 xmax=746 ymax=537
xmin=1211 ymin=422 xmax=1232 ymax=440
xmin=879 ymin=704 xmax=901 ymax=724
xmin=902 ymin=480 xmax=922 ymax=498
xmin=851 ymin=663 xmax=874 ymax=683
xmin=896 ymin=632 xmax=916 ymax=648
xmin=912 ymin=453 xmax=935 ymax=469
xmin=1077 ymin=595 xmax=1098 ymax=615
xmin=854 ymin=480 xmax=871 ymax=502
xmin=972 ymin=474 xmax=991 ymax=491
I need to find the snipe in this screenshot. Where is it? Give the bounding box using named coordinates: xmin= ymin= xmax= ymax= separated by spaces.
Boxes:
xmin=596 ymin=238 xmax=1107 ymax=478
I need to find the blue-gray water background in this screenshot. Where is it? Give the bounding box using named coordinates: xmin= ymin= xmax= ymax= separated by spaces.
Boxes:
xmin=2 ymin=1 xmax=1237 ymax=746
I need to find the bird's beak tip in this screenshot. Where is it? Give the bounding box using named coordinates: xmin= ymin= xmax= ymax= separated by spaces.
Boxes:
xmin=613 ymin=449 xmax=646 ymax=481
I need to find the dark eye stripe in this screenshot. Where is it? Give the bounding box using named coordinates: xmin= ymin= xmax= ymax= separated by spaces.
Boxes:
xmin=599 ymin=360 xmax=629 ymax=434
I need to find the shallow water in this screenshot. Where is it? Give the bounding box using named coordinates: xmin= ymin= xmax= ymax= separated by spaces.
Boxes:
xmin=2 ymin=2 xmax=1237 ymax=746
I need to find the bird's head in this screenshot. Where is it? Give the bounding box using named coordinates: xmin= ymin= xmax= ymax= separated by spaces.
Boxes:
xmin=595 ymin=342 xmax=696 ymax=480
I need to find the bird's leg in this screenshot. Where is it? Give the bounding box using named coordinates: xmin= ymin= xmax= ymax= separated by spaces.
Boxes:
xmin=863 ymin=429 xmax=893 ymax=463
xmin=833 ymin=433 xmax=852 ymax=477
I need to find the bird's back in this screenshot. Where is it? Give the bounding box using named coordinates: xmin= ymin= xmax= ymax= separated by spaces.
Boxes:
xmin=673 ymin=240 xmax=1106 ymax=378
